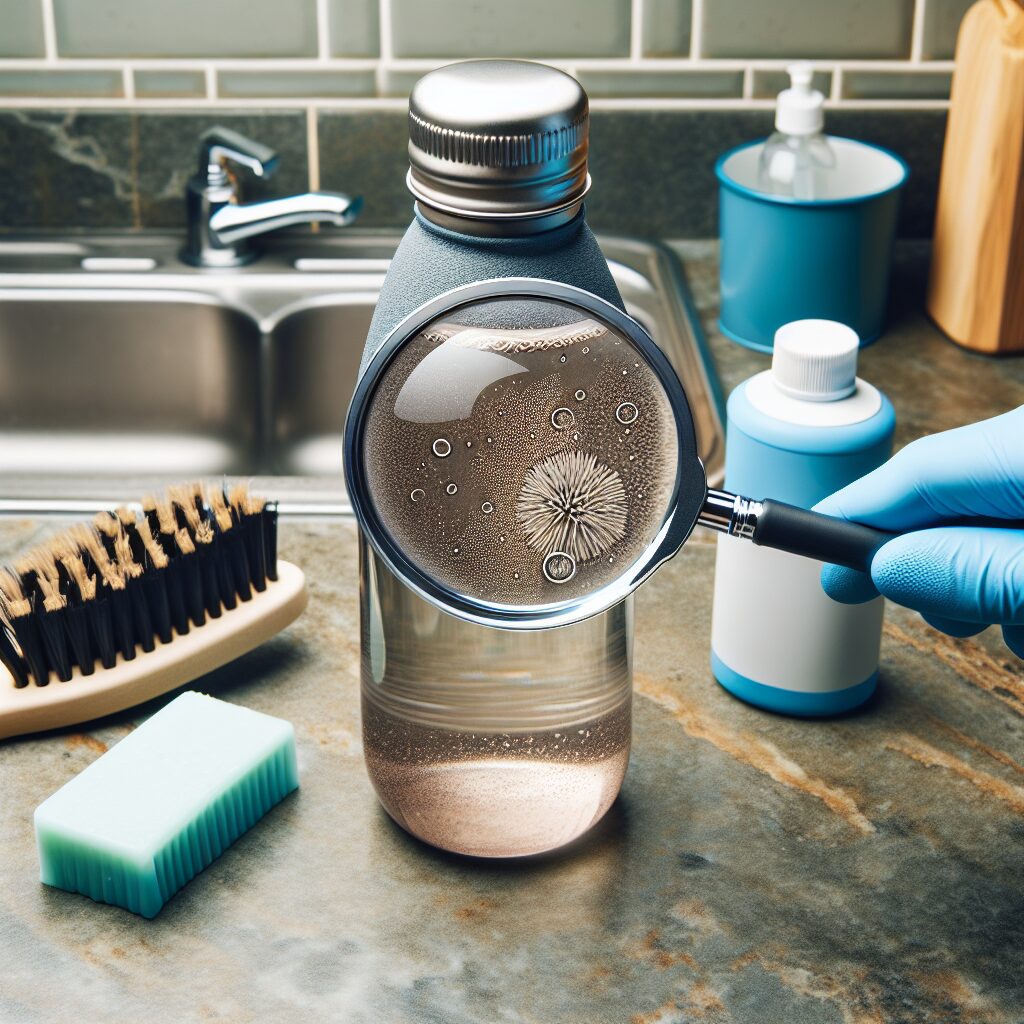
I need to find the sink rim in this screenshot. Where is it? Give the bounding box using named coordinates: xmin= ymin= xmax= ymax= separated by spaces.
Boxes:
xmin=0 ymin=230 xmax=724 ymax=514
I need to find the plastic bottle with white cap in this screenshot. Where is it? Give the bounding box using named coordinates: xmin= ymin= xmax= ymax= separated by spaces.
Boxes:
xmin=710 ymin=319 xmax=895 ymax=716
xmin=757 ymin=62 xmax=836 ymax=200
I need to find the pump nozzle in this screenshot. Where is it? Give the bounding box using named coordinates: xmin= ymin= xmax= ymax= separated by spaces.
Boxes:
xmin=788 ymin=61 xmax=815 ymax=93
xmin=776 ymin=62 xmax=825 ymax=135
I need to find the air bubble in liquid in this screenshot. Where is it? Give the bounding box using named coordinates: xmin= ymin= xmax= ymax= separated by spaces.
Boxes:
xmin=542 ymin=551 xmax=577 ymax=584
xmin=410 ymin=488 xmax=425 ymax=502
xmin=432 ymin=438 xmax=452 ymax=457
xmin=481 ymin=501 xmax=494 ymax=514
xmin=551 ymin=407 xmax=575 ymax=430
xmin=616 ymin=402 xmax=639 ymax=425
xmin=582 ymin=346 xmax=590 ymax=354
xmin=575 ymin=390 xmax=586 ymax=401
xmin=446 ymin=483 xmax=458 ymax=495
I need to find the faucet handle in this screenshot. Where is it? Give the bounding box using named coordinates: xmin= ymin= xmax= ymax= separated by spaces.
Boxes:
xmin=198 ymin=126 xmax=279 ymax=184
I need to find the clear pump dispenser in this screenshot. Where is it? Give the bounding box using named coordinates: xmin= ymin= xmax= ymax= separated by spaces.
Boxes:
xmin=757 ymin=62 xmax=836 ymax=200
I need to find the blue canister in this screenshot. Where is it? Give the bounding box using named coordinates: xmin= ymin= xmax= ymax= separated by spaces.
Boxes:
xmin=716 ymin=137 xmax=908 ymax=352
xmin=710 ymin=320 xmax=896 ymax=716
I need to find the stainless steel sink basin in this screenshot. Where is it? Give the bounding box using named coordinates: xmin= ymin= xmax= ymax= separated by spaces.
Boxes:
xmin=0 ymin=232 xmax=723 ymax=514
xmin=0 ymin=292 xmax=260 ymax=477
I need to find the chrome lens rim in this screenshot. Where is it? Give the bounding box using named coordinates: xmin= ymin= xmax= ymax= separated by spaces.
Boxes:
xmin=344 ymin=277 xmax=707 ymax=630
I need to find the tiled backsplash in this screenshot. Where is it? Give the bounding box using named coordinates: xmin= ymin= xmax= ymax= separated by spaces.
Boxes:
xmin=0 ymin=0 xmax=969 ymax=103
xmin=0 ymin=0 xmax=971 ymax=236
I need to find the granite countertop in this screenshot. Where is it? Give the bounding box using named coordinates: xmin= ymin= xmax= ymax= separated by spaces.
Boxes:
xmin=3 ymin=243 xmax=1024 ymax=1024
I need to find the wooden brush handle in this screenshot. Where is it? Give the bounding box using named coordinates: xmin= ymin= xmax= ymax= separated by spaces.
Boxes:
xmin=0 ymin=561 xmax=308 ymax=742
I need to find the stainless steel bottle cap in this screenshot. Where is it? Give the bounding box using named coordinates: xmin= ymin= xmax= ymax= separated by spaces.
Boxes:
xmin=407 ymin=60 xmax=592 ymax=222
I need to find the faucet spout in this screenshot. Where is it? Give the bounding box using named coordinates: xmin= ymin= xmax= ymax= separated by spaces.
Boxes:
xmin=210 ymin=191 xmax=363 ymax=245
xmin=181 ymin=126 xmax=363 ymax=267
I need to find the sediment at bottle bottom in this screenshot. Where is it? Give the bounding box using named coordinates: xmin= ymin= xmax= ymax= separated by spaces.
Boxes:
xmin=362 ymin=697 xmax=631 ymax=858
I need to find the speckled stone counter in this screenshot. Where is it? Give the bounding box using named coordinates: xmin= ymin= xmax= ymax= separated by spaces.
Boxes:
xmin=3 ymin=243 xmax=1024 ymax=1024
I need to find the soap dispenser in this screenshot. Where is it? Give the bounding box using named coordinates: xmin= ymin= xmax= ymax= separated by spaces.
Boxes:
xmin=757 ymin=62 xmax=836 ymax=200
xmin=710 ymin=320 xmax=895 ymax=716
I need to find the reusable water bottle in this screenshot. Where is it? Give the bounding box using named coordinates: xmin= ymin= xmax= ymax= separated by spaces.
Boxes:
xmin=710 ymin=320 xmax=895 ymax=716
xmin=352 ymin=60 xmax=632 ymax=858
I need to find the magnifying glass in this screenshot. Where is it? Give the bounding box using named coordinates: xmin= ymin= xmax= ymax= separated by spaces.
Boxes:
xmin=344 ymin=278 xmax=891 ymax=630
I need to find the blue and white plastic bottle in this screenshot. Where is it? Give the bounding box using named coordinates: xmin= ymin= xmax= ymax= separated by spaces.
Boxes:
xmin=710 ymin=319 xmax=895 ymax=716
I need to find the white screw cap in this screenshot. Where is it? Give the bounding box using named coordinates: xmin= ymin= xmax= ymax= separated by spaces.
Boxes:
xmin=776 ymin=62 xmax=825 ymax=136
xmin=771 ymin=319 xmax=860 ymax=402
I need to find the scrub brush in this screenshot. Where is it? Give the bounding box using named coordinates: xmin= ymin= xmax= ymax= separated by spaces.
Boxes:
xmin=0 ymin=482 xmax=307 ymax=740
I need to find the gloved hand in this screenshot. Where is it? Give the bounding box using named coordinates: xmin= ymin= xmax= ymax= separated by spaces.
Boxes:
xmin=816 ymin=406 xmax=1024 ymax=658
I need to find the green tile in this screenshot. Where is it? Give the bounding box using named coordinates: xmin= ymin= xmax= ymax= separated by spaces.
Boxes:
xmin=218 ymin=70 xmax=376 ymax=99
xmin=134 ymin=70 xmax=207 ymax=98
xmin=701 ymin=0 xmax=915 ymax=59
xmin=641 ymin=0 xmax=692 ymax=57
xmin=577 ymin=69 xmax=743 ymax=99
xmin=390 ymin=0 xmax=631 ymax=58
xmin=2 ymin=0 xmax=45 ymax=57
xmin=327 ymin=0 xmax=379 ymax=57
xmin=842 ymin=70 xmax=952 ymax=100
xmin=0 ymin=110 xmax=309 ymax=229
xmin=318 ymin=110 xmax=410 ymax=226
xmin=53 ymin=0 xmax=317 ymax=57
xmin=751 ymin=68 xmax=832 ymax=99
xmin=379 ymin=68 xmax=430 ymax=98
xmin=921 ymin=0 xmax=973 ymax=59
xmin=0 ymin=69 xmax=124 ymax=97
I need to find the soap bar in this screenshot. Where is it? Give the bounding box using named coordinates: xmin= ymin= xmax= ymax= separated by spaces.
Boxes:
xmin=35 ymin=691 xmax=298 ymax=918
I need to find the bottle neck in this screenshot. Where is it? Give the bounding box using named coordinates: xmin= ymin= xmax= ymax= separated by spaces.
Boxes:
xmin=413 ymin=202 xmax=590 ymax=247
xmin=414 ymin=199 xmax=585 ymax=238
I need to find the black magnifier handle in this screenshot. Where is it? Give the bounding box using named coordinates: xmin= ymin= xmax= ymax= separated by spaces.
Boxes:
xmin=698 ymin=488 xmax=895 ymax=574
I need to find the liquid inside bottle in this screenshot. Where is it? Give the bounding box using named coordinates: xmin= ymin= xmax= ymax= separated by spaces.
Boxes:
xmin=360 ymin=540 xmax=632 ymax=858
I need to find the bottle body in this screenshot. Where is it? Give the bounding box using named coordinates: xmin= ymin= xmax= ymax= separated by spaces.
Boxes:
xmin=711 ymin=370 xmax=895 ymax=716
xmin=361 ymin=539 xmax=632 ymax=857
xmin=757 ymin=130 xmax=836 ymax=200
xmin=358 ymin=207 xmax=633 ymax=856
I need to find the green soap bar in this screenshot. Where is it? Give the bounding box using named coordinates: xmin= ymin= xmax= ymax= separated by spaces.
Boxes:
xmin=34 ymin=691 xmax=298 ymax=918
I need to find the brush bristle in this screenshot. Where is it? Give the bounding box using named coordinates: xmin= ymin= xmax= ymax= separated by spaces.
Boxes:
xmin=0 ymin=481 xmax=280 ymax=687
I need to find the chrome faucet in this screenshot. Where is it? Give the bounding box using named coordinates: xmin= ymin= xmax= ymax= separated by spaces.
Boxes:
xmin=181 ymin=126 xmax=362 ymax=267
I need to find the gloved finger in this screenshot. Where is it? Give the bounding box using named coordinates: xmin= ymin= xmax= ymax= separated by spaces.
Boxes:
xmin=1002 ymin=625 xmax=1024 ymax=660
xmin=872 ymin=526 xmax=1024 ymax=625
xmin=920 ymin=613 xmax=988 ymax=638
xmin=814 ymin=407 xmax=1024 ymax=530
xmin=820 ymin=563 xmax=880 ymax=604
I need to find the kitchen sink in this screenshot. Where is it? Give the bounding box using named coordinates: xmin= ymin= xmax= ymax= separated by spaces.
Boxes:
xmin=0 ymin=231 xmax=723 ymax=515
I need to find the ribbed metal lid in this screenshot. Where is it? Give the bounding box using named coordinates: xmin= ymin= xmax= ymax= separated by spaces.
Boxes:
xmin=407 ymin=60 xmax=591 ymax=223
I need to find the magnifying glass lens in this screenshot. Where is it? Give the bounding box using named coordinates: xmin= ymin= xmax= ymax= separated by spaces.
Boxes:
xmin=361 ymin=295 xmax=681 ymax=608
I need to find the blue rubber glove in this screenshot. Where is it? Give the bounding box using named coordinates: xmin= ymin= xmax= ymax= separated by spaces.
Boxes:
xmin=815 ymin=406 xmax=1024 ymax=658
